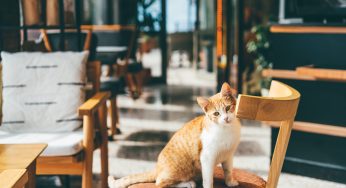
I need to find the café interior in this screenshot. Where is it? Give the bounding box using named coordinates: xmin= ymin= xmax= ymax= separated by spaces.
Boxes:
xmin=0 ymin=0 xmax=345 ymax=188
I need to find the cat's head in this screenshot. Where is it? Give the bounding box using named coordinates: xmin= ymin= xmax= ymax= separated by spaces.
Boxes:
xmin=197 ymin=82 xmax=237 ymax=125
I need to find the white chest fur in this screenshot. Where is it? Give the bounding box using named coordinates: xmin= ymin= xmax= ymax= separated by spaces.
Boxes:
xmin=200 ymin=118 xmax=241 ymax=164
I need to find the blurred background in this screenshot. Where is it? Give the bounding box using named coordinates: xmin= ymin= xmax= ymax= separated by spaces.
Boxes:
xmin=0 ymin=0 xmax=346 ymax=187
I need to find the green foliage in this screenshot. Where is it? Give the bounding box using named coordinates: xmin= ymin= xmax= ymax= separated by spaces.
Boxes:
xmin=246 ymin=25 xmax=272 ymax=69
xmin=246 ymin=25 xmax=272 ymax=89
xmin=138 ymin=0 xmax=162 ymax=33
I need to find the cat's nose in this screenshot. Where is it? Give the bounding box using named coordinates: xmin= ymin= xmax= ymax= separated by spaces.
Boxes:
xmin=224 ymin=117 xmax=229 ymax=122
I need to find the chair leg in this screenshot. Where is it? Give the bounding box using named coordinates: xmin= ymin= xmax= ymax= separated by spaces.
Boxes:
xmin=82 ymin=115 xmax=94 ymax=188
xmin=266 ymin=119 xmax=294 ymax=188
xmin=134 ymin=71 xmax=144 ymax=96
xmin=25 ymin=161 xmax=36 ymax=188
xmin=99 ymin=104 xmax=109 ymax=188
xmin=125 ymin=73 xmax=138 ymax=99
xmin=100 ymin=142 xmax=109 ymax=188
xmin=108 ymin=97 xmax=120 ymax=137
xmin=105 ymin=64 xmax=113 ymax=77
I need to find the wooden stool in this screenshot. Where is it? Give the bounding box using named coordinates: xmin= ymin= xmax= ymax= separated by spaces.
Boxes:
xmin=129 ymin=167 xmax=266 ymax=188
xmin=213 ymin=168 xmax=266 ymax=188
xmin=127 ymin=80 xmax=300 ymax=188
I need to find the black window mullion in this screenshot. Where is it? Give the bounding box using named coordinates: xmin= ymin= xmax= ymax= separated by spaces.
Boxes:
xmin=58 ymin=0 xmax=65 ymax=51
xmin=75 ymin=0 xmax=82 ymax=51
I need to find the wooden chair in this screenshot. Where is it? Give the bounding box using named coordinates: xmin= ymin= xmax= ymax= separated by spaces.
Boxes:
xmin=81 ymin=25 xmax=142 ymax=137
xmin=35 ymin=61 xmax=110 ymax=188
xmin=2 ymin=31 xmax=110 ymax=188
xmin=129 ymin=80 xmax=300 ymax=188
xmin=83 ymin=25 xmax=144 ymax=100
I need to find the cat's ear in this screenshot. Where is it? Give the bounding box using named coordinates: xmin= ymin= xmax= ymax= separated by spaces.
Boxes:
xmin=221 ymin=82 xmax=236 ymax=98
xmin=197 ymin=97 xmax=209 ymax=112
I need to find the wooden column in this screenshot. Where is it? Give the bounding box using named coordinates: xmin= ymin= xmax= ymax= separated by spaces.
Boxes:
xmin=236 ymin=0 xmax=244 ymax=94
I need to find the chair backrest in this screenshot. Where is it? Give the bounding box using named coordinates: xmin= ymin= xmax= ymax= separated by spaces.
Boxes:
xmin=83 ymin=25 xmax=137 ymax=60
xmin=41 ymin=30 xmax=98 ymax=61
xmin=40 ymin=29 xmax=101 ymax=99
xmin=235 ymin=80 xmax=300 ymax=188
xmin=85 ymin=60 xmax=101 ymax=99
xmin=95 ymin=31 xmax=132 ymax=47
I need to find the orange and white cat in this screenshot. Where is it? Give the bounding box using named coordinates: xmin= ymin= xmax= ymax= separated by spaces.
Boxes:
xmin=109 ymin=83 xmax=241 ymax=188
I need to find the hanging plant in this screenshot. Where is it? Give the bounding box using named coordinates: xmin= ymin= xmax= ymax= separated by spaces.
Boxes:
xmin=246 ymin=25 xmax=272 ymax=91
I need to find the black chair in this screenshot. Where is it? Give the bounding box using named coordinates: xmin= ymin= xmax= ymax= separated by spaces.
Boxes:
xmin=42 ymin=30 xmax=97 ymax=61
xmin=91 ymin=26 xmax=144 ymax=100
xmin=94 ymin=30 xmax=131 ymax=65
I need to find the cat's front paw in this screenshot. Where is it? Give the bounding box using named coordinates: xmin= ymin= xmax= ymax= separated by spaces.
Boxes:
xmin=108 ymin=176 xmax=116 ymax=188
xmin=187 ymin=181 xmax=197 ymax=188
xmin=225 ymin=179 xmax=239 ymax=187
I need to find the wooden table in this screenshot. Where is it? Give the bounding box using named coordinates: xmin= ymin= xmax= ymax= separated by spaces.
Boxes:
xmin=0 ymin=169 xmax=28 ymax=188
xmin=0 ymin=144 xmax=47 ymax=188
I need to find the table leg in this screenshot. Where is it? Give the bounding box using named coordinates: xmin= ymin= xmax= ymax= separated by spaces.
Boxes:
xmin=25 ymin=161 xmax=36 ymax=188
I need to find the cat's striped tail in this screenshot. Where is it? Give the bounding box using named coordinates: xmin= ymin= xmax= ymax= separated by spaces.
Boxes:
xmin=108 ymin=170 xmax=156 ymax=188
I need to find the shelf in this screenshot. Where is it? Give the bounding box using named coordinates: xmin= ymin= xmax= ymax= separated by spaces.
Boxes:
xmin=270 ymin=25 xmax=346 ymax=34
xmin=262 ymin=69 xmax=317 ymax=81
xmin=296 ymin=66 xmax=346 ymax=82
xmin=263 ymin=69 xmax=346 ymax=82
xmin=267 ymin=121 xmax=346 ymax=138
xmin=263 ymin=68 xmax=346 ymax=138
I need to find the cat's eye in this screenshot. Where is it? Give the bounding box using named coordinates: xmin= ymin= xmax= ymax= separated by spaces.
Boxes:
xmin=226 ymin=105 xmax=231 ymax=112
xmin=213 ymin=112 xmax=220 ymax=116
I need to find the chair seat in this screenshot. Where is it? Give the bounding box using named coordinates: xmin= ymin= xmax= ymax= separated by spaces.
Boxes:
xmin=101 ymin=77 xmax=125 ymax=97
xmin=96 ymin=46 xmax=127 ymax=53
xmin=0 ymin=129 xmax=84 ymax=157
xmin=129 ymin=167 xmax=266 ymax=188
xmin=127 ymin=63 xmax=143 ymax=73
xmin=96 ymin=51 xmax=126 ymax=65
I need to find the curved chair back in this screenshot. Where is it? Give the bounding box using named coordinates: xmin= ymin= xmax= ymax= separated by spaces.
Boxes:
xmin=41 ymin=30 xmax=98 ymax=61
xmin=84 ymin=25 xmax=137 ymax=65
xmin=235 ymin=80 xmax=300 ymax=188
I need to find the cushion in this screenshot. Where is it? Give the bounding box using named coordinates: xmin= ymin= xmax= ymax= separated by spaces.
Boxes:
xmin=0 ymin=129 xmax=84 ymax=156
xmin=0 ymin=51 xmax=89 ymax=133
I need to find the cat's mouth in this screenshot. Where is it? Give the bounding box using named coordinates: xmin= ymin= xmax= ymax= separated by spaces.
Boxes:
xmin=218 ymin=118 xmax=231 ymax=125
xmin=224 ymin=114 xmax=235 ymax=124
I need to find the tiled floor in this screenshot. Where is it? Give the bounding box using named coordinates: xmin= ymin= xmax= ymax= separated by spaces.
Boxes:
xmin=37 ymin=67 xmax=346 ymax=188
